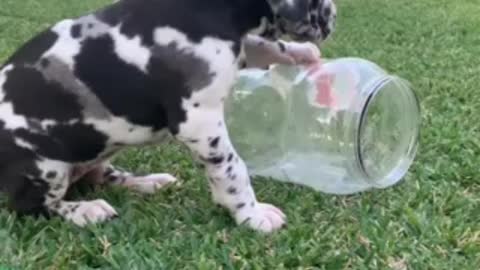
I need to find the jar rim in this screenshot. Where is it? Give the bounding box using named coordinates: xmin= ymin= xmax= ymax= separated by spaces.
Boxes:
xmin=354 ymin=75 xmax=421 ymax=187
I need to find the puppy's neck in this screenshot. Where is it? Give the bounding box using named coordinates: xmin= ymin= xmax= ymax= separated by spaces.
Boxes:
xmin=229 ymin=0 xmax=275 ymax=37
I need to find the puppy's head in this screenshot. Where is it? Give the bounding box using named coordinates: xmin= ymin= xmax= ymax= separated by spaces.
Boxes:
xmin=266 ymin=0 xmax=336 ymax=42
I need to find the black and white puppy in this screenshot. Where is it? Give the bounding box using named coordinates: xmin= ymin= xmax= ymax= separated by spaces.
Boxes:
xmin=0 ymin=0 xmax=336 ymax=232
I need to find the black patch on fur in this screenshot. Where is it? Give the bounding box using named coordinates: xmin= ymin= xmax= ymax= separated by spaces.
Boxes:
xmin=71 ymin=24 xmax=82 ymax=39
xmin=206 ymin=155 xmax=224 ymax=165
xmin=147 ymin=43 xmax=215 ymax=134
xmin=227 ymin=153 xmax=234 ymax=162
xmin=231 ymin=43 xmax=241 ymax=57
xmin=0 ymin=126 xmax=48 ymax=216
xmin=236 ymin=202 xmax=246 ymax=209
xmin=149 ymin=42 xmax=215 ymax=91
xmin=310 ymin=14 xmax=318 ymax=26
xmin=209 ymin=136 xmax=220 ymax=148
xmin=227 ymin=186 xmax=237 ymax=194
xmin=108 ymin=175 xmax=123 ymax=183
xmin=241 ymin=217 xmax=251 ymax=225
xmin=14 ymin=123 xmax=108 ymax=162
xmin=278 ymin=0 xmax=310 ymax=22
xmin=323 ymin=6 xmax=332 ymax=18
xmin=239 ymin=60 xmax=247 ymax=69
xmin=74 ymin=34 xmax=167 ymax=130
xmin=46 ymin=171 xmax=57 ymax=179
xmin=40 ymin=58 xmax=50 ymax=68
xmin=71 ymin=204 xmax=79 ymax=212
xmin=4 ymin=29 xmax=58 ymax=65
xmin=277 ymin=41 xmax=286 ymax=52
xmin=49 ymin=201 xmax=61 ymax=210
xmin=74 ymin=33 xmax=215 ymax=134
xmin=103 ymin=167 xmax=114 ymax=177
xmin=226 ymin=166 xmax=232 ymax=174
xmin=3 ymin=66 xmax=83 ymax=121
xmin=94 ymin=1 xmax=124 ymax=26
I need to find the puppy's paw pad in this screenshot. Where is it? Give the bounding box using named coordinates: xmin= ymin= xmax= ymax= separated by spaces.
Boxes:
xmin=128 ymin=173 xmax=177 ymax=194
xmin=70 ymin=199 xmax=118 ymax=227
xmin=236 ymin=203 xmax=286 ymax=233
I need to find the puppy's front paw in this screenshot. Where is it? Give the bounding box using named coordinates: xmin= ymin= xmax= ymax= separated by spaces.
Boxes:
xmin=235 ymin=203 xmax=286 ymax=233
xmin=284 ymin=41 xmax=321 ymax=65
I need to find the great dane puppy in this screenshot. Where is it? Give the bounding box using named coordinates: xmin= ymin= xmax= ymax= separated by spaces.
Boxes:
xmin=0 ymin=0 xmax=336 ymax=232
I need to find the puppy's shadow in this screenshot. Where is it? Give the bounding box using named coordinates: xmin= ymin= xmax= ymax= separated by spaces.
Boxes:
xmin=63 ymin=178 xmax=99 ymax=201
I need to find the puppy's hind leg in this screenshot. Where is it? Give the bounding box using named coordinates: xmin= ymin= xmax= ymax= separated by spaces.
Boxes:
xmin=37 ymin=159 xmax=117 ymax=227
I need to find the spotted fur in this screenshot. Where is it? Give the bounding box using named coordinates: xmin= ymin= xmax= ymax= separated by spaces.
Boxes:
xmin=0 ymin=0 xmax=335 ymax=232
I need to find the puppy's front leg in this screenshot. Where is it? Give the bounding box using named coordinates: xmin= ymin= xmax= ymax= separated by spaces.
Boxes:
xmin=175 ymin=107 xmax=285 ymax=233
xmin=242 ymin=35 xmax=321 ymax=69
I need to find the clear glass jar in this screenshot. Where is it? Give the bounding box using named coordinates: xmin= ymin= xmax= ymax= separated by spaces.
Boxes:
xmin=225 ymin=58 xmax=421 ymax=194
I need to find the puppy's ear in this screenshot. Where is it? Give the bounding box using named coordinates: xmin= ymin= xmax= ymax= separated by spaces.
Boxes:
xmin=267 ymin=0 xmax=310 ymax=21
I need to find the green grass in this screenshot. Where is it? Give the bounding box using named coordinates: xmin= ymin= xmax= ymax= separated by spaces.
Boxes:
xmin=1 ymin=0 xmax=479 ymax=269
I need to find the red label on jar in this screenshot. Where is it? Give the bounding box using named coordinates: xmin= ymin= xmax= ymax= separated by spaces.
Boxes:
xmin=305 ymin=62 xmax=359 ymax=111
xmin=306 ymin=63 xmax=336 ymax=108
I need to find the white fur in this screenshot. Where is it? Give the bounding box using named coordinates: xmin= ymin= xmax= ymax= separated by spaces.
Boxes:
xmin=235 ymin=203 xmax=287 ymax=233
xmin=0 ymin=64 xmax=14 ymax=102
xmin=43 ymin=20 xmax=82 ymax=69
xmin=0 ymin=103 xmax=28 ymax=130
xmin=35 ymin=159 xmax=70 ymax=181
xmin=110 ymin=26 xmax=151 ymax=72
xmin=35 ymin=159 xmax=71 ymax=205
xmin=66 ymin=199 xmax=118 ymax=226
xmin=120 ymin=173 xmax=177 ymax=194
xmin=14 ymin=138 xmax=35 ymax=150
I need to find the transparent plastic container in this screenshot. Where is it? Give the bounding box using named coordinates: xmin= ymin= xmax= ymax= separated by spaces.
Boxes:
xmin=225 ymin=58 xmax=420 ymax=195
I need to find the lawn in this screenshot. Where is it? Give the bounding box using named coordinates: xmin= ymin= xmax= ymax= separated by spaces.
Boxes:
xmin=0 ymin=0 xmax=479 ymax=269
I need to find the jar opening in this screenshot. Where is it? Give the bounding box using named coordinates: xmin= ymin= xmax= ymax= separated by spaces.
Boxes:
xmin=356 ymin=76 xmax=420 ymax=187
